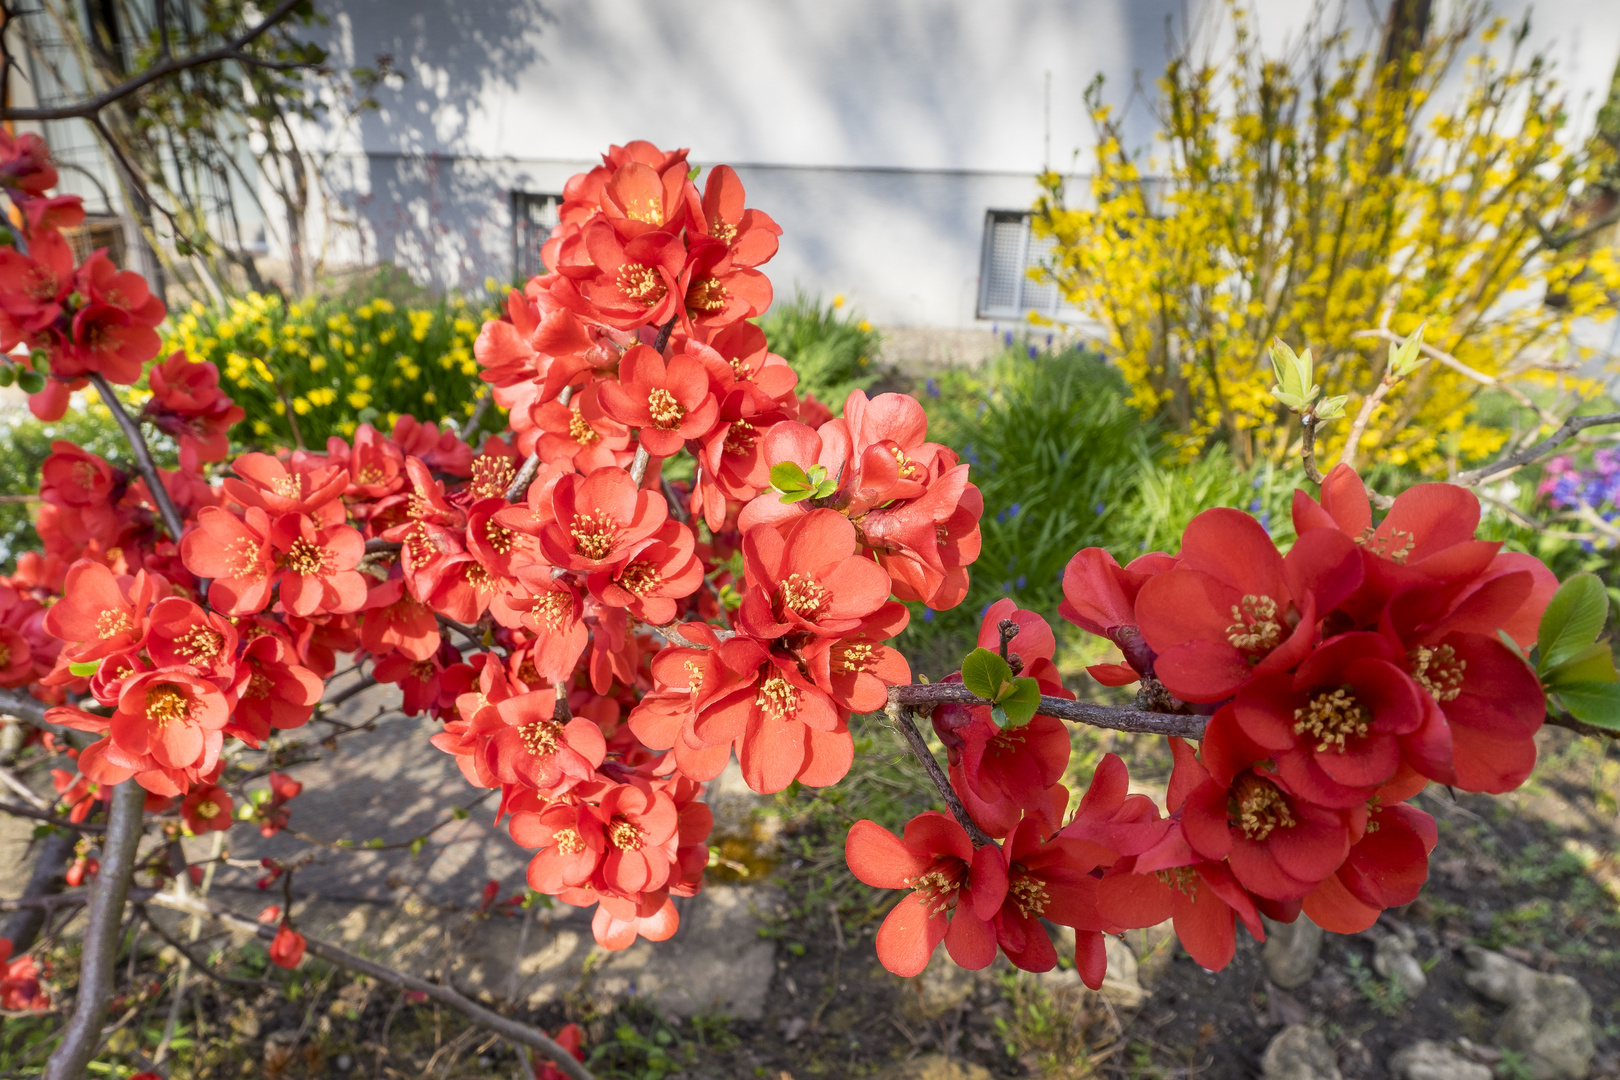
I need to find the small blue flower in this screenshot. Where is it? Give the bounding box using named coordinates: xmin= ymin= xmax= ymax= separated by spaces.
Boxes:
xmin=1094 ymin=501 xmax=1106 ymax=516
xmin=923 ymin=608 xmax=935 ymax=622
xmin=1027 ymin=345 xmax=1038 ymax=359
xmin=1259 ymin=511 xmax=1272 ymax=533
xmin=1010 ymin=503 xmax=1022 ymax=517
xmin=1046 ymin=334 xmax=1054 ymax=349
xmin=1004 ymin=331 xmax=1014 ymax=346
xmin=1248 ymin=498 xmax=1262 ymax=513
xmin=926 ymin=377 xmax=940 ymax=398
xmin=1015 ymin=575 xmax=1027 ymax=589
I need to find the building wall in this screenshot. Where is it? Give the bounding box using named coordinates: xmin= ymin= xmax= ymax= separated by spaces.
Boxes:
xmin=301 ymin=0 xmax=1620 ymax=328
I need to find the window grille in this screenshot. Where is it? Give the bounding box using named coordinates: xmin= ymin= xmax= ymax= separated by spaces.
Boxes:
xmin=511 ymin=191 xmax=563 ymax=281
xmin=976 ymin=210 xmax=1074 ymax=322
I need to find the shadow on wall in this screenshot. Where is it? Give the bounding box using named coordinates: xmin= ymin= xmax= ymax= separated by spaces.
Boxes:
xmin=316 ymin=0 xmax=557 ymax=291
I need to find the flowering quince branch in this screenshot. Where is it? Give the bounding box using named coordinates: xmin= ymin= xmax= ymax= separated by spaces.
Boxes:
xmin=1457 ymin=409 xmax=1620 ymax=487
xmin=0 ymin=131 xmax=1613 ymax=1069
xmin=86 ymin=373 xmax=188 ymax=541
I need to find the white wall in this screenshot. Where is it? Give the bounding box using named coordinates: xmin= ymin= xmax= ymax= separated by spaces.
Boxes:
xmin=301 ymin=0 xmax=1620 ymax=326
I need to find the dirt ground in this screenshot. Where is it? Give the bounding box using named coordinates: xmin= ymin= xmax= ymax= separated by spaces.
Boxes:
xmin=3 ymin=725 xmax=1617 ymax=1080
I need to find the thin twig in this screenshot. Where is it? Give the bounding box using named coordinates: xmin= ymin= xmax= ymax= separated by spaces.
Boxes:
xmin=0 ymin=763 xmax=52 ymax=809
xmin=44 ymin=779 xmax=146 ymax=1080
xmin=3 ymin=0 xmax=308 ymax=121
xmin=137 ymin=904 xmax=268 ymax=989
xmin=892 ymin=683 xmax=1208 ymax=738
xmin=0 ymin=799 xmax=104 ymax=833
xmin=459 ymin=389 xmax=493 ymax=443
xmin=1457 ymin=410 xmax=1620 ymax=487
xmin=884 ymin=697 xmax=993 ymax=847
xmin=87 ymin=373 xmax=186 ymax=541
xmin=144 ymin=890 xmax=598 ymax=1080
xmin=0 ymin=687 xmax=49 ymax=724
xmin=505 ymin=385 xmax=574 ymax=503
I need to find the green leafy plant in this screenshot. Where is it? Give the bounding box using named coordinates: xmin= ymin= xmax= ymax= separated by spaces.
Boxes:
xmin=961 ymin=647 xmax=1042 ymax=727
xmin=755 ymin=292 xmax=882 ymax=411
xmin=1535 ymin=573 xmax=1620 ymax=729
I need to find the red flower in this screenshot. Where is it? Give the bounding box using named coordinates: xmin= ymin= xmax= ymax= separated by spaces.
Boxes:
xmin=145 ymin=597 xmax=238 ymax=684
xmin=586 ymin=519 xmax=704 ymax=625
xmin=993 ymin=817 xmax=1112 ymax=976
xmin=269 ymin=514 xmax=368 ymax=618
xmin=678 ymin=238 xmax=772 ymax=335
xmin=1135 ymin=508 xmax=1362 ymax=703
xmin=230 ymin=636 xmax=323 ymax=743
xmin=109 ymin=669 xmax=230 ymax=776
xmin=359 ymin=575 xmax=442 ymax=661
xmin=268 ymin=923 xmax=306 ymax=969
xmin=594 ymin=782 xmax=680 ymax=894
xmin=182 ymin=506 xmax=276 ymax=614
xmin=0 ymin=938 xmax=49 ymax=1011
xmin=559 ymin=222 xmax=685 ymax=330
xmin=1059 ymin=547 xmax=1176 ymax=686
xmin=537 ymin=465 xmax=667 ymax=572
xmin=803 ymin=604 xmax=912 ymax=713
xmin=223 ymin=453 xmax=350 ymax=525
xmin=390 ymin=415 xmax=473 ymax=477
xmin=257 ymin=771 xmax=303 ymax=837
xmin=533 ymin=1023 xmax=587 ymax=1080
xmin=45 ymin=561 xmax=166 ymax=663
xmin=698 ymin=164 xmax=781 ymax=268
xmin=598 ymin=344 xmax=720 ymax=456
xmin=511 ymin=802 xmax=605 ymax=893
xmin=59 ymin=303 xmax=162 ymax=384
xmin=1303 ymin=796 xmax=1436 ymax=934
xmin=181 ymin=784 xmax=234 ymax=834
xmin=76 ymin=249 xmax=166 ymax=327
xmin=598 ymin=158 xmax=698 ymax=239
xmin=1096 ymin=854 xmax=1265 ymax=973
xmin=331 ymin=424 xmax=406 ymax=500
xmin=0 ymin=130 xmax=59 ymax=193
xmin=844 ymin=812 xmax=1008 ymax=977
xmin=691 ymin=645 xmax=852 ymax=793
xmin=1233 ymin=632 xmax=1426 ymax=805
xmin=737 ymin=509 xmax=894 ymax=640
xmin=949 ymin=713 xmax=1072 ymax=840
xmin=590 ymin=895 xmax=680 ymax=951
xmin=39 ymin=442 xmax=123 ymax=547
xmin=0 ymin=231 xmax=73 ymax=335
xmin=1180 ymin=709 xmax=1350 ymax=901
xmin=144 ymin=353 xmax=244 ymax=471
xmin=485 ymin=689 xmax=607 ymax=793
xmin=532 ymin=382 xmax=632 ymax=470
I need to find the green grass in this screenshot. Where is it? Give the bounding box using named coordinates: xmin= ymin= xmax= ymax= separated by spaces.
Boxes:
xmin=756 ymin=292 xmax=882 ymax=413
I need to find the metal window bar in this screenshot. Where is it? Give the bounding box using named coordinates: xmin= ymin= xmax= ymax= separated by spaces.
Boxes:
xmin=976 ymin=209 xmax=1076 ymax=323
xmin=511 ymin=191 xmax=562 ymax=282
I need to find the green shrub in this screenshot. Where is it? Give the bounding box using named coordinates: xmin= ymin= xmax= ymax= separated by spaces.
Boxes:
xmin=756 ymin=292 xmax=882 ymax=412
xmin=900 ymin=343 xmax=1154 ymax=670
xmin=0 ymin=405 xmax=127 ymax=571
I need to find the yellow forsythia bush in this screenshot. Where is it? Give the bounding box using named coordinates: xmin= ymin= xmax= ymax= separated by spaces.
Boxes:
xmin=1035 ymin=6 xmax=1620 ymax=470
xmin=165 ymin=286 xmax=501 ymax=447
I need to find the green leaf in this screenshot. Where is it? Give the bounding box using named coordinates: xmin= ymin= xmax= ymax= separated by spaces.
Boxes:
xmin=0 ymin=365 xmax=14 ymax=388
xmin=1537 ymin=573 xmax=1610 ymax=673
xmin=17 ymin=370 xmax=44 ymax=394
xmin=68 ymin=659 xmax=100 ymax=678
xmin=990 ymin=705 xmax=1010 ymax=728
xmin=1541 ymin=641 xmax=1618 ymax=688
xmin=1315 ymin=394 xmax=1349 ymax=421
xmin=778 ymin=487 xmax=815 ymax=504
xmin=366 ymin=837 xmax=386 ymax=849
xmin=998 ymin=677 xmax=1042 ymax=727
xmin=770 ymin=461 xmax=810 ymax=491
xmin=408 ymin=837 xmax=426 ymax=857
xmin=451 ymin=806 xmax=469 ymax=820
xmin=960 ymin=647 xmax=1012 ymax=701
xmin=1556 ymin=682 xmax=1620 ymax=731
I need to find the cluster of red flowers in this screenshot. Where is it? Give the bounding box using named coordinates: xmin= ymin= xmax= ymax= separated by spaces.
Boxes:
xmin=850 ymin=465 xmax=1555 ymax=978
xmin=0 ymin=130 xmax=167 ymax=422
xmin=0 ymin=936 xmax=49 ymax=1011
xmin=0 ymin=131 xmax=1563 ymax=988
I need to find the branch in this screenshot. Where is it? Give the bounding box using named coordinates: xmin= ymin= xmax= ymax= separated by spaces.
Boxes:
xmin=626 ymin=318 xmax=678 ymax=490
xmin=884 ymin=696 xmax=994 ymax=847
xmin=1301 ymin=410 xmax=1393 ymax=509
xmin=1 ymin=829 xmax=79 ymax=954
xmin=0 ymin=686 xmax=50 ymax=724
xmin=459 ymin=389 xmax=493 ymax=442
xmin=888 ymin=683 xmax=1210 ymax=739
xmin=1349 ymin=328 xmax=1564 ymax=431
xmin=44 ymin=779 xmax=146 ymax=1080
xmin=1456 ymin=410 xmax=1620 ymax=487
xmin=1528 ymin=204 xmax=1620 ymax=252
xmin=144 ymin=890 xmax=598 ymax=1080
xmin=87 ymin=374 xmax=186 ymax=542
xmin=0 ymin=798 xmax=104 ymax=833
xmin=1545 ymin=709 xmax=1619 ymax=741
xmin=3 ymin=0 xmax=309 ymax=121
xmin=135 ymin=905 xmax=269 ymax=989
